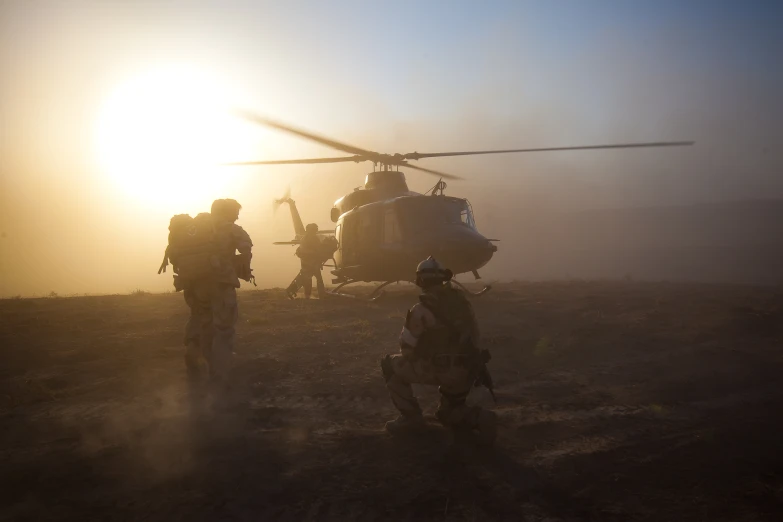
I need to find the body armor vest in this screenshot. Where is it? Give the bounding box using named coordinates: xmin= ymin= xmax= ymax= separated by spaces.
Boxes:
xmin=415 ymin=284 xmax=478 ymax=358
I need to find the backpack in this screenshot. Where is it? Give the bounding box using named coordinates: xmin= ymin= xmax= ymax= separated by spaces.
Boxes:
xmin=319 ymin=236 xmax=339 ymax=263
xmin=417 ymin=284 xmax=479 ymax=357
xmin=158 ymin=212 xmax=218 ymax=282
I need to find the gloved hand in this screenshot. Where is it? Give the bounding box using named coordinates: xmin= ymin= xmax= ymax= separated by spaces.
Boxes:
xmin=234 ymin=254 xmax=252 ymax=281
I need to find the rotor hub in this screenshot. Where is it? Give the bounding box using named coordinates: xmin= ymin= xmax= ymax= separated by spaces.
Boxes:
xmin=364 ymin=170 xmax=408 ymax=191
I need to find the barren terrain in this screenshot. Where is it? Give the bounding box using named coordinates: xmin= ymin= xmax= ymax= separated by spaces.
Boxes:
xmin=2 ymin=282 xmax=783 ymax=521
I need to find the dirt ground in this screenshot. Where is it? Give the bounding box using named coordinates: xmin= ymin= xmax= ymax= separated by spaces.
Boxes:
xmin=1 ymin=281 xmax=783 ymax=521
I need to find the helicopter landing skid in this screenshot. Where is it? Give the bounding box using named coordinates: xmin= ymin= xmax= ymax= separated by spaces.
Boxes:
xmin=452 ymin=280 xmax=492 ymax=297
xmin=327 ymin=280 xmax=393 ymax=302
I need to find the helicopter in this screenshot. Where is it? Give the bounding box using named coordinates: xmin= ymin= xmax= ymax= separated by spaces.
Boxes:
xmin=226 ymin=110 xmax=693 ymax=299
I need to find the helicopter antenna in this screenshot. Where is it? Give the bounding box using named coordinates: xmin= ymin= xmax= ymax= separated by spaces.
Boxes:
xmin=427 ymin=178 xmax=448 ymax=196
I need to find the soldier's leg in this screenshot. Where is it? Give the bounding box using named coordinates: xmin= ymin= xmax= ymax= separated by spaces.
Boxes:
xmin=183 ymin=284 xmax=211 ymax=383
xmin=436 ymin=387 xmax=474 ymax=426
xmin=313 ymin=269 xmax=326 ymax=298
xmin=381 ymin=354 xmax=439 ymax=418
xmin=183 ymin=287 xmax=200 ymax=376
xmin=436 ymin=367 xmax=497 ymax=445
xmin=210 ymin=284 xmax=238 ymax=384
xmin=302 ymin=269 xmax=313 ymax=299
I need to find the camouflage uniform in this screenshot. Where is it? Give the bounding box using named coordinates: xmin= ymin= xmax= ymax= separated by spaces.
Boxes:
xmin=183 ymin=205 xmax=253 ymax=385
xmin=382 ymin=278 xmax=496 ymax=442
xmin=293 ymin=227 xmax=325 ymax=299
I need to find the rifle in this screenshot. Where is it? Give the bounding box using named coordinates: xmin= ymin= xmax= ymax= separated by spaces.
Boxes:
xmin=475 ymin=349 xmax=497 ymax=404
xmin=234 ymin=254 xmax=257 ymax=286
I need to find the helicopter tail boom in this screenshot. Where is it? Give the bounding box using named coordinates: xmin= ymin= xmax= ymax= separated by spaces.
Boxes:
xmin=274 ymin=196 xmax=306 ymax=238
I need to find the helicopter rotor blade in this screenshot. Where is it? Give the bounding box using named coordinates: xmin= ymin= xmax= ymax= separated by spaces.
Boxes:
xmin=232 ymin=109 xmax=381 ymax=161
xmin=403 ymin=141 xmax=695 ymax=160
xmin=399 ymin=162 xmax=463 ymax=180
xmin=223 ymin=156 xmax=366 ymax=166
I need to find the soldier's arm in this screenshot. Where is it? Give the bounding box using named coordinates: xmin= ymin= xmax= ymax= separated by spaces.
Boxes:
xmin=233 ymin=225 xmax=253 ymax=256
xmin=399 ymin=303 xmax=436 ymax=355
xmin=232 ymin=225 xmax=254 ymax=281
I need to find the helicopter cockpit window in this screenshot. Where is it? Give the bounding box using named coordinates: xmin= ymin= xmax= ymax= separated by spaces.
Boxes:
xmin=461 ymin=201 xmax=476 ymax=228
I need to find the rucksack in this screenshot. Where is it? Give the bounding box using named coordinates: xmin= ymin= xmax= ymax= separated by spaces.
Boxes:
xmin=158 ymin=212 xmax=218 ymax=281
xmin=417 ymin=284 xmax=479 ymax=357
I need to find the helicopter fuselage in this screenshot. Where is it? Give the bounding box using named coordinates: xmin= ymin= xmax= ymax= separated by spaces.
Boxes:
xmin=329 ymin=172 xmax=497 ymax=283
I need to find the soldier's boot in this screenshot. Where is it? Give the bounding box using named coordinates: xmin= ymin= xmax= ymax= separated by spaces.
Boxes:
xmin=437 ymin=391 xmax=498 ymax=446
xmin=436 ymin=390 xmax=469 ymax=427
xmin=385 ymin=413 xmax=427 ymax=435
xmin=316 ymin=277 xmax=326 ymax=299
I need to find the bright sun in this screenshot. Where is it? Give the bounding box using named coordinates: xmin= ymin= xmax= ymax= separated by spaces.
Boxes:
xmin=94 ymin=65 xmax=256 ymax=210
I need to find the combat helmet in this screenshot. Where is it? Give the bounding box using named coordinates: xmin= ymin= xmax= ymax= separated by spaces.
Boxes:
xmin=306 ymin=223 xmax=319 ymax=234
xmin=415 ymin=256 xmax=453 ymax=288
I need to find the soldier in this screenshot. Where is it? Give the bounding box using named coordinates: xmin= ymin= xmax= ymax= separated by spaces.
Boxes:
xmin=380 ymin=257 xmax=497 ymax=444
xmin=181 ymin=198 xmax=253 ymax=391
xmin=289 ymin=223 xmax=326 ymax=299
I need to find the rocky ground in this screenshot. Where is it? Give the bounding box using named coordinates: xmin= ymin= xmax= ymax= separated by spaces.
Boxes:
xmin=1 ymin=281 xmax=782 ymax=521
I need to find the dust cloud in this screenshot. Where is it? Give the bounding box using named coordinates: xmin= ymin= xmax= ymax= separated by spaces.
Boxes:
xmin=2 ymin=2 xmax=782 ymax=297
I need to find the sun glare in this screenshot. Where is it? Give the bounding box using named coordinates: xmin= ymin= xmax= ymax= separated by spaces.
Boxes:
xmin=94 ymin=65 xmax=257 ymax=211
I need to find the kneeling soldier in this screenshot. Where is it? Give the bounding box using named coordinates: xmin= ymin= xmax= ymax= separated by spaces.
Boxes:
xmin=381 ymin=257 xmax=497 ymax=444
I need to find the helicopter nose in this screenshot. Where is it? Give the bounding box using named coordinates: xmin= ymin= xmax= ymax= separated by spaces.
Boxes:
xmin=433 ymin=237 xmax=497 ymax=272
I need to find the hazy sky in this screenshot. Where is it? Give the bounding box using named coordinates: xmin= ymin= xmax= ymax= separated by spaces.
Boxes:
xmin=1 ymin=0 xmax=782 ymax=296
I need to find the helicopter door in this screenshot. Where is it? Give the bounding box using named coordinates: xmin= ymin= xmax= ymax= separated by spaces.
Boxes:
xmin=356 ymin=207 xmax=382 ymax=265
xmin=334 ymin=223 xmax=342 ymax=266
xmin=341 ymin=214 xmax=357 ymax=266
xmin=383 ymin=208 xmax=401 ymax=244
